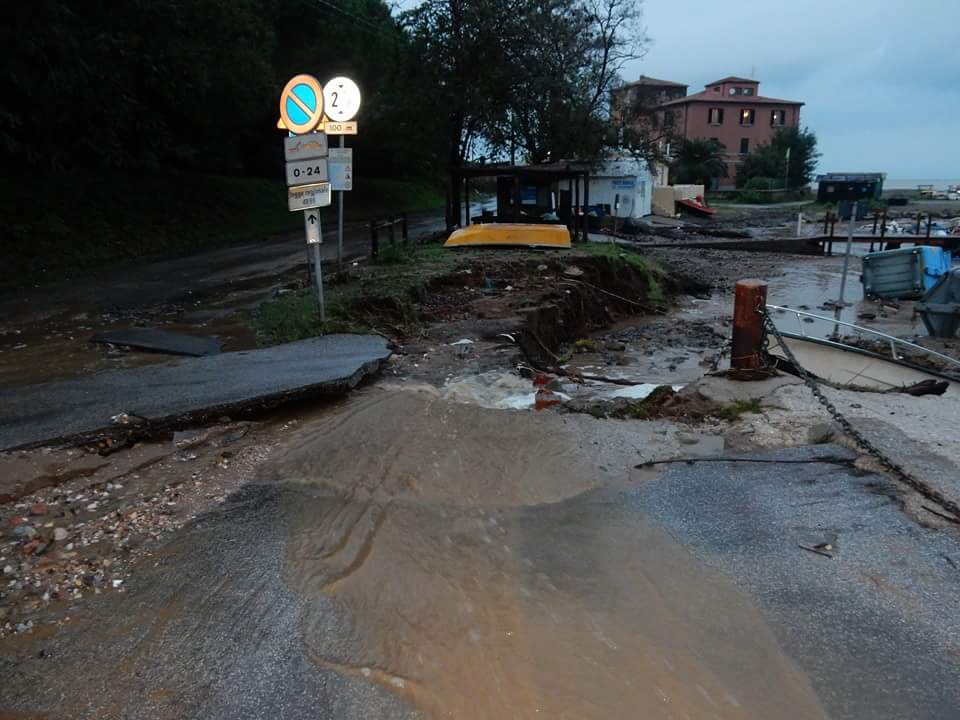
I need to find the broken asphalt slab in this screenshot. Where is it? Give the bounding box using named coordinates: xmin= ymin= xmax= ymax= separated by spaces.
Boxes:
xmin=91 ymin=328 xmax=224 ymax=356
xmin=0 ymin=334 xmax=391 ymax=450
xmin=631 ymin=443 xmax=960 ymax=720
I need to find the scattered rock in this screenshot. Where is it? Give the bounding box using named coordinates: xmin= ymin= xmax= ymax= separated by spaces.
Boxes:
xmin=29 ymin=502 xmax=49 ymax=516
xmin=13 ymin=524 xmax=37 ymax=539
xmin=53 ymin=528 xmax=69 ymax=542
xmin=807 ymin=423 xmax=835 ymax=445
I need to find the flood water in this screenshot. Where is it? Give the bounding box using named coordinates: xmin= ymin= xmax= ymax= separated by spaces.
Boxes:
xmin=265 ymin=389 xmax=829 ymax=719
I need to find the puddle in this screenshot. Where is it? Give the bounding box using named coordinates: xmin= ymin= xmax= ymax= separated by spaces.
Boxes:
xmin=677 ymin=254 xmax=935 ymax=342
xmin=269 ymin=390 xmax=829 ymax=720
xmin=432 ymin=370 xmax=684 ymax=411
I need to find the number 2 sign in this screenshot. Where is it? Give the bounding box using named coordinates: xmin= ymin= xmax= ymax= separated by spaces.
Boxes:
xmin=323 ymin=77 xmax=361 ymax=123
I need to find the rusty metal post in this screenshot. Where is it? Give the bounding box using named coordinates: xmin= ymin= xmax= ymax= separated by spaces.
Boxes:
xmin=731 ymin=280 xmax=769 ymax=370
xmin=926 ymin=214 xmax=933 ymax=239
xmin=370 ymin=221 xmax=379 ymax=258
xmin=916 ymin=212 xmax=922 ymax=236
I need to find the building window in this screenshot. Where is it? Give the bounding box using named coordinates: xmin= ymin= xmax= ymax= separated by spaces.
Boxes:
xmin=743 ymin=87 xmax=754 ymax=96
xmin=713 ymin=86 xmax=721 ymax=93
xmin=708 ymin=107 xmax=724 ymax=125
xmin=771 ymin=109 xmax=786 ymax=126
xmin=739 ymin=108 xmax=755 ymax=126
xmin=740 ymin=138 xmax=750 ymax=154
xmin=663 ymin=110 xmax=674 ymax=128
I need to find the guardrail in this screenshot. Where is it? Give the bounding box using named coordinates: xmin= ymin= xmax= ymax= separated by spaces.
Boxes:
xmin=368 ymin=212 xmax=408 ymax=257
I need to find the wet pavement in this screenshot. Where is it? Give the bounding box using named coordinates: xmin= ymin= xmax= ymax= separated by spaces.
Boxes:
xmin=0 ymin=390 xmax=828 ymax=719
xmin=0 ymin=205 xmax=458 ymax=389
xmin=633 ymin=444 xmax=960 ymax=720
xmin=2 ymin=390 xmax=958 ymax=718
xmin=0 ymin=334 xmax=391 ymax=450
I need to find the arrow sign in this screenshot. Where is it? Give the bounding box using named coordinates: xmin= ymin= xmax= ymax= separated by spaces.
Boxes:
xmin=304 ymin=210 xmax=321 ymax=244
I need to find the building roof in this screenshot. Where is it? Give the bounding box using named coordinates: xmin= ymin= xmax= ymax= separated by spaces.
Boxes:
xmin=616 ymin=74 xmax=688 ymax=91
xmin=706 ymin=76 xmax=758 ymax=86
xmin=658 ymin=89 xmax=804 ymax=107
xmin=817 ymin=173 xmax=886 ymax=182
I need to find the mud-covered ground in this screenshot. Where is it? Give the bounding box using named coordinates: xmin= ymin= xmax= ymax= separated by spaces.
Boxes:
xmin=2 ymin=207 xmax=960 ymax=718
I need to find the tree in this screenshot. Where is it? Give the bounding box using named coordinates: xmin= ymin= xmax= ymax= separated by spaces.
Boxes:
xmin=671 ymin=138 xmax=727 ymax=186
xmin=491 ymin=0 xmax=648 ymax=164
xmin=738 ymin=126 xmax=820 ymax=189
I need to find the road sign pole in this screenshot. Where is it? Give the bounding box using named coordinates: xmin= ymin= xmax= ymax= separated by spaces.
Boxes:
xmin=337 ymin=135 xmax=344 ymax=273
xmin=311 ymin=219 xmax=325 ymax=322
xmin=834 ymin=200 xmax=858 ymax=336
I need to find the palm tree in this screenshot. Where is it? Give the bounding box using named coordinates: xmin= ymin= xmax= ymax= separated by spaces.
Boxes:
xmin=671 ymin=139 xmax=728 ymax=186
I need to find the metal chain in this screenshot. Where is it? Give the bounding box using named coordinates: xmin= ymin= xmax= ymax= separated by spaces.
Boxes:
xmin=759 ymin=306 xmax=960 ymax=520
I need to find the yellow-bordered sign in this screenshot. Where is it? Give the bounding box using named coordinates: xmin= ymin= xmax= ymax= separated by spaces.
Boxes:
xmin=279 ymin=74 xmax=324 ymax=135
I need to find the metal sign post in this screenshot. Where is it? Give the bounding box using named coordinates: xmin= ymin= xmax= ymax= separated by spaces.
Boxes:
xmin=278 ymin=74 xmax=359 ymax=319
xmin=834 ymin=200 xmax=858 ymax=336
xmin=304 ymin=209 xmax=325 ymax=320
xmin=323 ymin=77 xmax=361 ymax=274
xmin=338 ymin=136 xmax=344 ymax=272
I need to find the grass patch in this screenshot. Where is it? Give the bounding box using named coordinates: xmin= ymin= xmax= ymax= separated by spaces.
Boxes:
xmin=253 ymin=242 xmax=456 ymax=345
xmin=580 ymin=242 xmax=668 ymax=302
xmin=713 ymin=398 xmax=764 ymax=421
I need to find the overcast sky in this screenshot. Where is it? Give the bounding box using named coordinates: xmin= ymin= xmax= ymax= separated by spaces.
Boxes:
xmin=625 ymin=0 xmax=959 ymax=179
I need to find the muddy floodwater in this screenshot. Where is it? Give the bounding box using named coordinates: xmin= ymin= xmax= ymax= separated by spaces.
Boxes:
xmin=268 ymin=389 xmax=828 ymax=719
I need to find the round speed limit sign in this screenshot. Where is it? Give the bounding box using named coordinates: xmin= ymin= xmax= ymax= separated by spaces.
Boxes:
xmin=323 ymin=77 xmax=362 ymax=122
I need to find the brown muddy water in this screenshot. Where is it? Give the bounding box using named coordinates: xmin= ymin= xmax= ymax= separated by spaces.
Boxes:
xmin=266 ymin=389 xmax=828 ymax=719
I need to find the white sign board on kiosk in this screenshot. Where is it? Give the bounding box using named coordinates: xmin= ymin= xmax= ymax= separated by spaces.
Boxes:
xmin=329 ymin=148 xmax=353 ymax=191
xmin=288 ymin=181 xmax=332 ymax=211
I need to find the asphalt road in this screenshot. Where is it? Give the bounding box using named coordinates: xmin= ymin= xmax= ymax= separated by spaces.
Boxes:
xmin=632 ymin=444 xmax=960 ymax=720
xmin=0 ymin=208 xmax=454 ymax=327
xmin=0 ymin=334 xmax=391 ymax=450
xmin=2 ymin=439 xmax=957 ymax=718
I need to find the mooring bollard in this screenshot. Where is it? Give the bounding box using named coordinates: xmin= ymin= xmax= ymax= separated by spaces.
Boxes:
xmin=732 ymin=279 xmax=769 ymax=370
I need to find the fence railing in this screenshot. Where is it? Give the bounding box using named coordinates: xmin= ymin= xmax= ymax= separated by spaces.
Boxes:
xmin=368 ymin=212 xmax=408 ymax=258
xmin=766 ymin=303 xmax=960 ymax=373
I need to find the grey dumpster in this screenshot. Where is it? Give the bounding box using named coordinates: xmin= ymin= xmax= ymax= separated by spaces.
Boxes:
xmin=916 ymin=268 xmax=960 ymax=337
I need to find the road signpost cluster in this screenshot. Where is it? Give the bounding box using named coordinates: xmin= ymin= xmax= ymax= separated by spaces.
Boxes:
xmin=278 ymin=74 xmax=361 ymax=320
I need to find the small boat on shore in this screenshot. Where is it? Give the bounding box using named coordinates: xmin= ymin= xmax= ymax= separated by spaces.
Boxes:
xmin=444 ymin=222 xmax=572 ymax=249
xmin=676 ymin=195 xmax=716 ymax=217
xmin=765 ymin=305 xmax=960 ymax=394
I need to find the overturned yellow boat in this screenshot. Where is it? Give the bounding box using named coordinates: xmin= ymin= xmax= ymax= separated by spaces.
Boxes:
xmin=444 ymin=223 xmax=571 ymax=249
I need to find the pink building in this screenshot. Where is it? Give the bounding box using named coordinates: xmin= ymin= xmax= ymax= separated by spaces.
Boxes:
xmin=657 ymin=76 xmax=804 ymax=189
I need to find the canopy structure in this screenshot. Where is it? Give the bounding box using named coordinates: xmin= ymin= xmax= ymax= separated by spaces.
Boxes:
xmin=448 ymin=162 xmax=592 ymax=242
